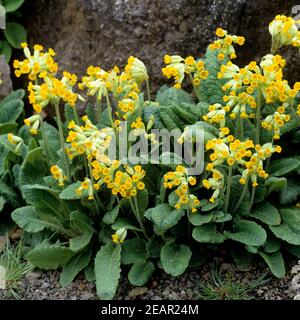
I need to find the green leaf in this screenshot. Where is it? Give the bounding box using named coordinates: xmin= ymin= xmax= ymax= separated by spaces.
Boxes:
xmin=121 ymin=238 xmax=147 ymax=265
xmin=0 ymin=122 xmax=18 ymax=135
xmin=28 ymin=244 xmax=74 ymax=269
xmin=0 ymin=90 xmax=25 ymax=105
xmin=287 ymin=245 xmax=300 ymax=258
xmin=103 ymin=204 xmax=120 ymax=225
xmin=136 ymin=189 xmax=148 ymax=217
xmin=263 ymin=235 xmax=281 ymax=253
xmin=128 ymin=261 xmax=155 ymax=286
xmin=111 ymin=217 xmax=141 ymax=231
xmin=270 ymin=207 xmax=300 ymax=245
xmin=95 ymin=243 xmax=121 ymax=300
xmin=265 ymin=177 xmax=287 ymax=196
xmin=42 ymin=123 xmax=60 ymax=163
xmin=156 ymin=85 xmax=194 ymax=106
xmin=0 ymin=180 xmax=19 ymax=207
xmin=224 ymin=220 xmax=267 ymax=246
xmin=3 ymin=0 xmax=25 ymax=12
xmin=231 ymin=247 xmax=253 ymax=270
xmin=86 ymin=103 xmax=97 ymax=125
xmin=145 ymin=204 xmax=185 ymax=235
xmin=19 ymin=148 xmax=48 ymax=187
xmin=268 ymin=158 xmax=300 ymax=177
xmin=192 ymin=224 xmax=225 ymax=243
xmin=3 ymin=22 xmax=27 ymax=49
xmin=21 ymin=184 xmax=70 ymax=227
xmin=258 ymin=251 xmax=285 ymax=278
xmin=64 ymin=104 xmax=76 ymax=123
xmin=160 ymin=243 xmax=192 ymax=276
xmin=0 ymin=196 xmax=6 ymax=212
xmin=60 ymin=249 xmax=91 ymax=286
xmin=0 ymin=99 xmax=23 ymax=123
xmin=188 ymin=212 xmax=213 ymax=226
xmin=11 ymin=206 xmax=46 ymax=233
xmin=249 ymin=202 xmax=281 ymax=226
xmin=0 ymin=40 xmax=12 ymax=62
xmin=59 ymin=182 xmax=81 ymax=200
xmin=279 ymin=177 xmax=300 ymax=205
xmin=228 ymin=176 xmax=250 ymax=216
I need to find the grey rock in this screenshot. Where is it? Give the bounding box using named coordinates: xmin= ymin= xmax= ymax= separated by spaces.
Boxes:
xmin=25 ymin=271 xmax=42 ymax=281
xmin=25 ymin=0 xmax=300 ymax=92
xmin=0 ymin=55 xmax=12 ymax=98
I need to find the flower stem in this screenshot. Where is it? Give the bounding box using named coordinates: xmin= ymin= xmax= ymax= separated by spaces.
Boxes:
xmin=233 ymin=179 xmax=248 ymax=213
xmin=40 ymin=117 xmax=52 ymax=166
xmin=105 ymin=93 xmax=114 ymax=128
xmin=146 ymin=79 xmax=151 ymax=104
xmin=54 ymin=101 xmax=70 ymax=179
xmin=96 ymin=99 xmax=102 ymax=125
xmin=256 ymin=86 xmax=261 ymax=145
xmin=224 ymin=165 xmax=233 ymax=214
xmin=188 ymin=72 xmax=201 ymax=102
xmin=129 ymin=197 xmax=149 ymax=240
xmin=88 ymin=160 xmax=101 ymax=213
xmin=248 ymin=186 xmax=256 ymax=214
xmin=72 ymin=105 xmax=80 ymax=125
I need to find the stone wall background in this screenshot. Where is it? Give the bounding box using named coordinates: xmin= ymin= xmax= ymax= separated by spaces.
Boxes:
xmin=24 ymin=0 xmax=300 ymax=87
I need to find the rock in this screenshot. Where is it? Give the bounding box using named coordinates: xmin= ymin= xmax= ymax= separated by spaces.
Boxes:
xmin=128 ymin=287 xmax=148 ymax=297
xmin=0 ymin=236 xmax=7 ymax=253
xmin=0 ymin=55 xmax=12 ymax=98
xmin=25 ymin=271 xmax=42 ymax=281
xmin=80 ymin=292 xmax=95 ymax=300
xmin=24 ymin=0 xmax=299 ymax=91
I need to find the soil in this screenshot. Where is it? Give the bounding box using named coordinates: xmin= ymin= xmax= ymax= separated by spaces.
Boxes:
xmin=0 ymin=260 xmax=297 ymax=300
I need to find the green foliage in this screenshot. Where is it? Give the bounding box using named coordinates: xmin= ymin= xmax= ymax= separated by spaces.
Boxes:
xmin=160 ymin=243 xmax=192 ymax=276
xmin=197 ymin=265 xmax=269 ymax=300
xmin=0 ymin=238 xmax=32 ymax=298
xmin=0 ymin=1 xmax=27 ymax=61
xmin=94 ymin=243 xmax=121 ymax=300
xmin=3 ymin=26 xmax=300 ymax=299
xmin=224 ymin=220 xmax=267 ymax=247
xmin=128 ymin=261 xmax=155 ymax=286
xmin=27 ymin=243 xmax=74 ymax=269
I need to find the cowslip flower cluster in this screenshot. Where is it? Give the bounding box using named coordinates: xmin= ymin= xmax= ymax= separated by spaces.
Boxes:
xmin=162 ymin=55 xmax=208 ymax=89
xmin=79 ymin=60 xmax=143 ymax=119
xmin=7 ymin=133 xmax=23 ymax=153
xmin=269 ymin=15 xmax=300 ymax=53
xmin=202 ymin=103 xmax=226 ymax=127
xmin=14 ymin=43 xmax=58 ymax=80
xmin=124 ymin=56 xmax=148 ymax=83
xmin=112 ymin=228 xmax=127 ymax=244
xmin=66 ymin=116 xmax=114 ymax=161
xmin=209 ymin=28 xmax=245 ymax=60
xmin=164 ymin=165 xmax=200 ymax=212
xmin=206 ymin=135 xmax=254 ymax=168
xmin=24 ymin=114 xmax=41 ymax=135
xmin=261 ymin=106 xmax=291 ymax=140
xmin=50 ymin=165 xmax=67 ymax=187
xmin=28 ymin=71 xmax=79 ymax=113
xmin=239 ymin=143 xmax=281 ymax=186
xmin=92 ymin=161 xmax=146 ymax=199
xmin=76 ymin=178 xmax=95 ymax=200
xmin=202 ymin=169 xmax=224 ymax=203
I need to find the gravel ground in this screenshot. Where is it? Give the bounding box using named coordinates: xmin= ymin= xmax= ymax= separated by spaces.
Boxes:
xmin=0 ymin=259 xmax=297 ymax=300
